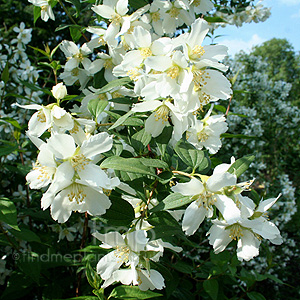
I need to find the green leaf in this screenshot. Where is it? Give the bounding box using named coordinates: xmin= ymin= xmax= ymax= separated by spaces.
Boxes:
xmin=65 ymin=0 xmax=81 ymax=16
xmin=100 ymin=156 xmax=156 ymax=178
xmin=1 ymin=62 xmax=9 ymax=84
xmin=29 ymin=45 xmax=49 ymax=58
xmin=151 ymin=193 xmax=191 ymax=212
xmin=69 ymin=26 xmax=82 ymax=43
xmin=122 ymin=117 xmax=144 ymax=126
xmin=214 ymin=105 xmax=226 ymax=114
xmin=174 ymin=141 xmax=205 ymax=171
xmin=227 ymin=155 xmax=255 ymax=177
xmin=147 ymin=211 xmax=183 ymax=238
xmin=203 ymin=279 xmax=219 ymax=300
xmin=173 ymin=261 xmax=194 ymax=274
xmin=139 ymin=157 xmax=169 ymax=170
xmin=9 ymin=226 xmax=41 ymax=243
xmin=155 ymin=126 xmax=173 ymax=156
xmin=109 ymin=110 xmax=134 ymax=130
xmin=33 ymin=6 xmax=41 ymax=24
xmin=0 ymin=117 xmax=22 ymax=129
xmin=129 ymin=0 xmax=149 ymax=10
xmin=99 ymin=193 xmax=135 ymax=226
xmin=221 ymin=133 xmax=257 ymax=139
xmin=88 ymin=99 xmax=108 ymax=119
xmin=0 ymin=198 xmax=20 ymax=230
xmin=131 ymin=128 xmax=152 ymax=152
xmin=98 ymin=77 xmax=132 ymax=94
xmin=247 ymin=292 xmax=266 ymax=300
xmin=0 ymin=144 xmax=18 ymax=157
xmin=204 ymin=16 xmax=226 ymax=23
xmin=18 ymin=255 xmax=41 ymax=284
xmin=109 ymin=285 xmax=162 ymax=299
xmin=86 ymin=262 xmax=102 ymax=290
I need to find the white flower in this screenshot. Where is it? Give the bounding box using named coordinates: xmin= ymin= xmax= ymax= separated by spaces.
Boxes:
xmin=60 ymin=41 xmax=92 ymax=71
xmin=16 ymin=103 xmax=74 ymax=136
xmin=93 ymin=230 xmax=167 ymax=290
xmin=171 ymin=171 xmax=241 ymax=235
xmin=207 ymin=195 xmax=282 ymax=261
xmin=187 ymin=107 xmax=228 ymax=154
xmin=51 ymin=82 xmax=68 ymax=100
xmin=27 ymin=133 xmax=119 ymax=222
xmin=28 ymin=0 xmax=55 ymax=22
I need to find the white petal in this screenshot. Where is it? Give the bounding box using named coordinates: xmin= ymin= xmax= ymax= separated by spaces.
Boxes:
xmin=93 ymin=231 xmax=125 ymax=247
xmin=47 ymin=134 xmax=76 ymax=159
xmin=206 ymin=171 xmax=236 ymax=192
xmin=171 ymin=178 xmax=204 ymax=196
xmin=127 ymin=230 xmax=148 ymax=252
xmin=96 ymin=251 xmax=123 ymax=280
xmin=237 ymin=230 xmax=260 ymax=261
xmin=81 ymin=132 xmax=113 ymax=158
xmin=182 ymin=201 xmax=206 ymax=235
xmin=215 ymin=194 xmax=241 ymax=224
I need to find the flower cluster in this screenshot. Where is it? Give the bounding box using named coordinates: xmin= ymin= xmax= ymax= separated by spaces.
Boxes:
xmin=15 ymin=0 xmax=284 ymax=293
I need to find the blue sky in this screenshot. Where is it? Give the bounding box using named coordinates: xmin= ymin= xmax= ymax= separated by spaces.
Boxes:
xmin=215 ymin=0 xmax=300 ymax=56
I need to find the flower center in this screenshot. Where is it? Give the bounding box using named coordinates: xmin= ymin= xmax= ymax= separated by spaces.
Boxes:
xmin=127 ymin=68 xmax=141 ymax=81
xmin=74 ymin=52 xmax=84 ymax=61
xmin=192 ymin=0 xmax=201 ymax=7
xmin=104 ymin=59 xmax=113 ymax=69
xmin=154 ymin=104 xmax=170 ymax=122
xmin=67 ymin=183 xmax=87 ymax=204
xmin=191 ymin=45 xmax=205 ymax=59
xmin=167 ymin=66 xmax=180 ymax=79
xmin=192 ymin=69 xmax=210 ymax=91
xmin=151 ymin=11 xmax=160 ymax=22
xmin=110 ymin=13 xmax=122 ymax=25
xmin=139 ymin=47 xmax=152 ymax=58
xmin=169 ymin=7 xmax=180 ymax=18
xmin=197 ymin=130 xmax=209 ymax=142
xmin=228 ymin=224 xmax=244 ymax=240
xmin=71 ymin=153 xmax=90 ymax=171
xmin=196 ymin=191 xmax=217 ymax=209
xmin=114 ymin=245 xmax=130 ymax=263
xmin=37 ymin=110 xmax=46 ymax=123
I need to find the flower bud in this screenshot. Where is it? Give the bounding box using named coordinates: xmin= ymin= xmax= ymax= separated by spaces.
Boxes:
xmin=51 ymin=82 xmax=67 ymax=100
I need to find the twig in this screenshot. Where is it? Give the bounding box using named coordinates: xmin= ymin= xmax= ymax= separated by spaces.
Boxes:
xmin=225 ymin=95 xmax=233 ymax=116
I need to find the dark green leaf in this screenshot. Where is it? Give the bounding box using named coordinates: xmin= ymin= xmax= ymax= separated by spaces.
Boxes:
xmin=86 ymin=262 xmax=102 ymax=290
xmin=203 ymin=279 xmax=219 ymax=300
xmin=9 ymin=226 xmax=41 ymax=243
xmin=227 ymin=155 xmax=255 ymax=177
xmin=98 ymin=77 xmax=132 ymax=94
xmin=0 ymin=198 xmax=20 ymax=230
xmin=131 ymin=128 xmax=152 ymax=152
xmin=221 ymin=133 xmax=257 ymax=139
xmin=1 ymin=62 xmax=9 ymax=84
xmin=139 ymin=157 xmax=169 ymax=170
xmin=0 ymin=117 xmax=22 ymax=129
xmin=147 ymin=211 xmax=183 ymax=238
xmin=155 ymin=126 xmax=173 ymax=156
xmin=99 ymin=193 xmax=135 ymax=226
xmin=33 ymin=6 xmax=41 ymax=24
xmin=109 ymin=110 xmax=134 ymax=130
xmin=88 ymin=99 xmax=109 ymax=119
xmin=101 ymin=156 xmax=156 ymax=178
xmin=174 ymin=141 xmax=205 ymax=170
xmin=18 ymin=255 xmax=41 ymax=284
xmin=247 ymin=292 xmax=266 ymax=300
xmin=151 ymin=193 xmax=191 ymax=212
xmin=69 ymin=26 xmax=82 ymax=43
xmin=109 ymin=285 xmax=162 ymax=299
xmin=129 ymin=0 xmax=149 ymax=9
